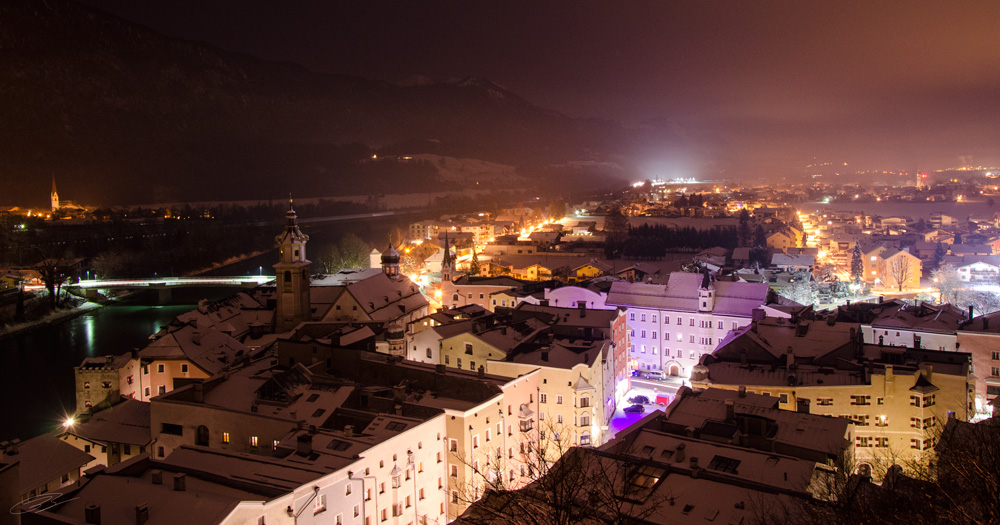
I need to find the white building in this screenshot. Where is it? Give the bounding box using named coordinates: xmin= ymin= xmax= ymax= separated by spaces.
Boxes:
xmin=606 ymin=272 xmax=774 ymax=378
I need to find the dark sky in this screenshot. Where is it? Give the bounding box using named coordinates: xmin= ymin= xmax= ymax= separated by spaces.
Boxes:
xmin=77 ymin=0 xmax=1000 ymax=171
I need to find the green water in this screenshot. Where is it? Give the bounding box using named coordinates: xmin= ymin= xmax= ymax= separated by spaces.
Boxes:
xmin=0 ymin=305 xmax=192 ymax=441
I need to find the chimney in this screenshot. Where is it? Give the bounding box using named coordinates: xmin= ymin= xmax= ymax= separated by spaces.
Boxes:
xmin=173 ymin=473 xmax=186 ymax=492
xmin=969 ymin=305 xmax=975 ymax=320
xmin=750 ymin=320 xmax=758 ymax=333
xmin=738 ymin=385 xmax=746 ymax=398
xmin=85 ymin=503 xmax=101 ymax=525
xmin=985 ymin=317 xmax=991 ymax=330
xmin=690 ymin=456 xmax=700 ymax=478
xmin=135 ymin=504 xmax=149 ymax=525
xmin=785 ymin=348 xmax=794 ymax=369
xmin=724 ymin=399 xmax=735 ymax=421
xmin=541 ymin=350 xmax=549 ymax=362
xmin=436 ymin=364 xmax=446 ymax=374
xmin=344 ymin=425 xmax=354 ymax=436
xmin=191 ymin=330 xmax=201 ymax=346
xmin=192 ymin=382 xmax=204 ymax=403
xmin=675 ymin=443 xmax=686 ymax=463
xmin=923 ymin=364 xmax=933 ymax=382
xmin=796 ymin=398 xmax=810 ymax=414
xmin=478 ymin=365 xmax=486 ymax=378
xmin=297 ymin=434 xmax=313 ymax=456
xmin=150 ymin=470 xmax=163 ymax=485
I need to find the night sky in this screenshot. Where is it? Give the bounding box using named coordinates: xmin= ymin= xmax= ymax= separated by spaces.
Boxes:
xmin=74 ymin=0 xmax=1000 ymax=171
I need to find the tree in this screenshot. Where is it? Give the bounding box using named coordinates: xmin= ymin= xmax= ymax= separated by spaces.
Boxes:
xmin=885 ymin=256 xmax=913 ymax=292
xmin=35 ymin=258 xmax=69 ymax=309
xmin=931 ymin=264 xmax=963 ymax=304
xmin=778 ymin=271 xmax=816 ymax=306
xmin=315 ymin=233 xmax=370 ymax=274
xmin=738 ymin=208 xmax=751 ymax=246
xmin=469 ymin=248 xmax=482 ymax=276
xmin=851 ymin=244 xmax=864 ymax=284
xmin=547 ymin=200 xmax=568 ymax=221
xmin=455 ymin=420 xmax=671 ymax=525
xmin=932 ymin=243 xmax=948 ymax=270
xmin=603 ymin=208 xmax=629 ymax=259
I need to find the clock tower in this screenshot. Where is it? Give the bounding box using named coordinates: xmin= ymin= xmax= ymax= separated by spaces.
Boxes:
xmin=274 ymin=200 xmax=311 ymax=331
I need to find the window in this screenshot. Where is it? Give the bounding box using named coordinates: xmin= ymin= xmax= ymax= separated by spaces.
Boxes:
xmin=457 ymin=358 xmax=462 ymax=368
xmin=851 ymin=395 xmax=871 ymax=406
xmin=445 ymin=355 xmax=450 ymax=364
xmin=677 ymin=317 xmax=682 ymax=325
xmin=992 ymin=367 xmax=1000 ymax=377
xmin=689 ymin=335 xmax=695 ymax=343
xmin=664 ymin=316 xmax=669 ymax=324
xmin=556 ymin=395 xmax=563 ymax=404
xmin=690 ymin=319 xmax=695 ymax=326
xmin=540 ymin=393 xmax=547 ymax=403
xmin=580 ymin=397 xmax=590 ymax=408
xmin=875 ymin=416 xmax=888 ymax=427
xmin=778 ymin=393 xmax=789 ymax=404
xmin=451 ymin=465 xmax=458 ymax=477
xmin=519 ymin=419 xmax=533 ymax=432
xmin=875 ymin=437 xmax=889 ymax=448
xmin=630 ymin=313 xmax=635 ymax=320
xmin=641 ymin=314 xmax=646 ymax=321
xmin=250 ymin=436 xmax=258 ymax=447
xmin=157 ymin=385 xmax=166 ymax=394
xmin=580 ymin=434 xmax=591 ymax=445
xmin=708 ymin=455 xmax=741 ymax=473
xmin=718 ymin=321 xmax=723 ymax=329
xmin=993 ymin=351 xmax=1000 ymax=360
xmin=641 ymin=330 xmax=646 ymax=338
xmin=652 ymin=331 xmax=657 ymax=339
xmin=157 ymin=364 xmax=164 ymax=373
xmin=652 ymin=315 xmax=657 ymax=322
xmin=181 ymin=364 xmax=188 ymax=373
xmin=473 ymin=435 xmax=479 ymax=448
xmin=465 ymin=343 xmax=474 ymax=355
xmin=580 ymin=415 xmax=590 ymax=426
xmin=817 ymin=398 xmax=833 ymax=406
xmin=449 ymin=439 xmax=457 ymax=452
xmin=426 ymin=348 xmax=432 ymax=359
xmin=910 ymin=439 xmax=921 ymax=450
xmin=910 ymin=395 xmax=921 ymax=407
xmin=313 ymin=494 xmax=326 ymax=514
xmin=557 ymin=414 xmax=564 ymax=424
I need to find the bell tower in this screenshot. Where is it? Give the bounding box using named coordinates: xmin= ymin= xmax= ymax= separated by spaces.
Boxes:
xmin=698 ymin=270 xmax=715 ymax=312
xmin=51 ymin=175 xmax=60 ymax=212
xmin=441 ymin=231 xmax=454 ymax=283
xmin=273 ymin=200 xmax=311 ymax=331
xmin=381 ymin=243 xmax=401 ymax=279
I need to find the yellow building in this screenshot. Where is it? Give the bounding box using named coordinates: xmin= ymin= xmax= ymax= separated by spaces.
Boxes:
xmin=691 ymin=316 xmax=973 ymax=477
xmin=876 ymin=248 xmax=922 ymax=291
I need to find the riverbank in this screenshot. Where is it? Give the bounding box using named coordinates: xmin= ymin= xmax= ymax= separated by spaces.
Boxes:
xmin=185 ymin=249 xmax=271 ymax=277
xmin=0 ymin=300 xmax=103 ymax=341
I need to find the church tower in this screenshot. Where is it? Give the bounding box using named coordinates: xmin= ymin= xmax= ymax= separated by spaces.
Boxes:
xmin=698 ymin=270 xmax=715 ymax=312
xmin=381 ymin=243 xmax=401 ymax=279
xmin=273 ymin=200 xmax=311 ymax=332
xmin=441 ymin=232 xmax=454 ymax=283
xmin=51 ymin=175 xmax=60 ymax=212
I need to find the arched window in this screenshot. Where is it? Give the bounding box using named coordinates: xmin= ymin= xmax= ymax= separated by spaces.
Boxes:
xmin=196 ymin=425 xmax=210 ymax=447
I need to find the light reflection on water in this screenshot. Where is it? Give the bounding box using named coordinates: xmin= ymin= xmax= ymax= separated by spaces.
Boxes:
xmin=0 ymin=304 xmax=193 ymax=441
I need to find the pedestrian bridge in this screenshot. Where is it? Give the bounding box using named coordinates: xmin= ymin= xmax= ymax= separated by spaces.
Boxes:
xmin=67 ymin=276 xmax=273 ymax=303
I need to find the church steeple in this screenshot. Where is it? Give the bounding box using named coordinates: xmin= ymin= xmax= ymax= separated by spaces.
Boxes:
xmin=50 ymin=175 xmax=60 ymax=212
xmin=441 ymin=231 xmax=454 ymax=283
xmin=273 ymin=198 xmax=311 ymax=331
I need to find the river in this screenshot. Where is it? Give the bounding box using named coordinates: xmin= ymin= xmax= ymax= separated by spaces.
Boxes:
xmin=0 ymin=305 xmax=193 ymax=442
xmin=0 ymin=213 xmax=428 ymax=442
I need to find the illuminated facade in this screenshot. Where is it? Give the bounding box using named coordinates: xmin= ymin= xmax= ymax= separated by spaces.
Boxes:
xmin=274 ymin=202 xmax=312 ymax=332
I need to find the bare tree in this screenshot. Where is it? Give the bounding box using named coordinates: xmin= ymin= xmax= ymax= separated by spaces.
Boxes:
xmin=453 ymin=420 xmax=670 ymax=525
xmin=931 ymin=264 xmax=963 ymax=304
xmin=885 ymin=256 xmax=913 ymax=292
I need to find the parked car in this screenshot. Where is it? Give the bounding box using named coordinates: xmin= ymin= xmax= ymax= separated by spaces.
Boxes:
xmin=642 ymin=371 xmax=667 ymax=380
xmin=628 ymin=395 xmax=650 ymax=405
xmin=623 ymin=404 xmax=645 ymax=414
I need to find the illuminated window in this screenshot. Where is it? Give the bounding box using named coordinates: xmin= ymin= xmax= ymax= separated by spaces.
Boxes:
xmin=222 ymin=432 xmax=230 ymax=443
xmin=250 ymin=436 xmax=258 ymax=447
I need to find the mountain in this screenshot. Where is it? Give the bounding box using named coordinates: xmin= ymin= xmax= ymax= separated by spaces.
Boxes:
xmin=0 ymin=0 xmax=694 ymax=206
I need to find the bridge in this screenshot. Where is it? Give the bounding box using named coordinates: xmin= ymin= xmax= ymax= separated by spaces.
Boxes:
xmin=67 ymin=276 xmax=274 ymax=303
